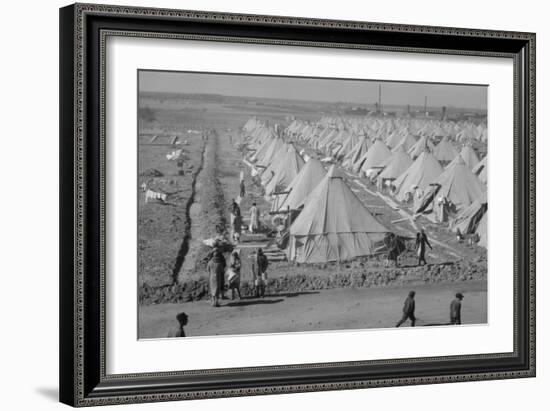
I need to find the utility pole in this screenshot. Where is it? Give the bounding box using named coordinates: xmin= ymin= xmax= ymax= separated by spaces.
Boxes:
xmin=424 ymin=96 xmax=428 ymax=116
xmin=378 ymin=84 xmax=382 ymax=114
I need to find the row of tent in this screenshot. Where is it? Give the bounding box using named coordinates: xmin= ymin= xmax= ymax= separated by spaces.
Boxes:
xmin=240 ymin=116 xmax=488 ymax=262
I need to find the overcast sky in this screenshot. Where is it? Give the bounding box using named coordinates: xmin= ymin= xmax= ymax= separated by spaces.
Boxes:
xmin=139 ymin=70 xmax=487 ymax=110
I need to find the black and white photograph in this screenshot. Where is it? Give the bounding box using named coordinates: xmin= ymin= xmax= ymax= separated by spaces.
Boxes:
xmin=137 ymin=70 xmax=488 ymax=339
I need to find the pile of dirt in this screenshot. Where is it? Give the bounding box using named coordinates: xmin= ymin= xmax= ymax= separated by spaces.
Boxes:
xmin=138 ymin=258 xmax=487 ymax=305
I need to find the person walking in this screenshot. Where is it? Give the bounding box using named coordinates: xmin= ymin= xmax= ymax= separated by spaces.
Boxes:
xmin=229 ymin=199 xmax=241 ymax=242
xmin=231 ymin=212 xmax=242 ymax=243
xmin=227 ymin=250 xmax=242 ymax=300
xmin=450 ymin=292 xmax=464 ymax=325
xmin=207 ymin=247 xmax=226 ymax=307
xmin=167 ymin=312 xmax=188 ymax=338
xmin=229 ymin=199 xmax=241 ymax=228
xmin=239 ymin=178 xmax=246 ymax=198
xmin=396 ymin=291 xmax=416 ymax=327
xmin=249 ymin=202 xmax=260 ymax=233
xmin=254 ymin=248 xmax=269 ymax=298
xmin=415 ymin=228 xmax=433 ymax=266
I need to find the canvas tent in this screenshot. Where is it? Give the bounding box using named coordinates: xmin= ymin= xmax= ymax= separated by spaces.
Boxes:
xmin=377 ymin=145 xmax=413 ymax=182
xmin=431 ymin=155 xmax=485 ymax=211
xmin=392 ymin=133 xmax=416 ymax=153
xmin=342 ymin=137 xmax=369 ymax=170
xmin=472 ymin=156 xmax=487 ymax=184
xmin=433 ymin=136 xmax=459 ymax=163
xmin=256 ymin=137 xmax=284 ymax=168
xmin=460 ymin=145 xmax=480 ymax=169
xmin=450 ymin=196 xmax=487 ymax=235
xmin=288 ymin=166 xmax=389 ymax=263
xmin=264 ymin=144 xmax=305 ymax=198
xmin=357 ymin=139 xmax=392 ymax=174
xmin=476 ymin=212 xmax=487 ymax=248
xmin=275 ymin=157 xmax=326 ymax=212
xmin=407 ymin=135 xmax=435 ymax=159
xmin=393 ymin=150 xmax=444 ymax=201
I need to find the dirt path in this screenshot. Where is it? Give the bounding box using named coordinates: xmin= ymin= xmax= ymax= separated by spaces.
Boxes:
xmin=139 ymin=280 xmax=486 ymax=338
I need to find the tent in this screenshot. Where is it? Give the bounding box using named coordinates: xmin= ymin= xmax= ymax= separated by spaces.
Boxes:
xmin=335 ymin=132 xmax=361 ymax=159
xmin=476 ymin=211 xmax=487 ymax=248
xmin=392 ymin=133 xmax=417 ymax=153
xmin=260 ymin=142 xmax=290 ymax=185
xmin=358 ymin=139 xmax=392 ymax=174
xmin=393 ymin=150 xmax=444 ymax=201
xmin=385 ymin=131 xmax=403 ymax=148
xmin=377 ymin=145 xmax=413 ymax=182
xmin=433 ymin=136 xmax=459 ymax=163
xmin=431 ymin=155 xmax=485 ymax=211
xmin=460 ymin=145 xmax=480 ymax=169
xmin=450 ymin=196 xmax=487 ymax=235
xmin=472 ymin=156 xmax=487 ymax=184
xmin=275 ymin=157 xmax=326 ymax=212
xmin=342 ymin=137 xmax=369 ymax=170
xmin=407 ymin=135 xmax=435 ymax=159
xmin=288 ymin=166 xmax=389 ymax=263
xmin=264 ymin=144 xmax=305 ymax=198
xmin=255 ymin=137 xmax=284 ymax=168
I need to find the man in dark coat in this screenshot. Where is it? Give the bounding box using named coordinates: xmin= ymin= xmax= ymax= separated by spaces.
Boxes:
xmin=240 ymin=179 xmax=246 ymax=198
xmin=450 ymin=292 xmax=464 ymax=325
xmin=396 ymin=291 xmax=416 ymax=327
xmin=415 ymin=229 xmax=433 ymax=266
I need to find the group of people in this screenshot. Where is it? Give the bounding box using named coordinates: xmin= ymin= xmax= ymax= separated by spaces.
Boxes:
xmin=207 ymin=246 xmax=269 ymax=307
xmin=385 ymin=228 xmax=433 ymax=267
xmin=395 ymin=290 xmax=465 ymax=327
xmin=229 ymin=198 xmax=262 ymax=243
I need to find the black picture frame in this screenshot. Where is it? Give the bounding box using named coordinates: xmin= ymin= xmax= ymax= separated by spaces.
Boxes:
xmin=59 ymin=3 xmax=536 ymax=407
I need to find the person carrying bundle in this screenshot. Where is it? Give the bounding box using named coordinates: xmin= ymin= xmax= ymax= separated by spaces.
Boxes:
xmin=207 ymin=247 xmax=226 ymax=307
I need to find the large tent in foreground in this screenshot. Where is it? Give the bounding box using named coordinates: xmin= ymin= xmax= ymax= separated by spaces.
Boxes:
xmin=288 ymin=166 xmax=389 ymax=263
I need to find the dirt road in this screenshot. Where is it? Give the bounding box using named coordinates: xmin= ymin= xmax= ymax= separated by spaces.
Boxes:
xmin=139 ymin=280 xmax=486 ymax=338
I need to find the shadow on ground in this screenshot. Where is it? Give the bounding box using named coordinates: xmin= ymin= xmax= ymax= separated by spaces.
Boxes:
xmin=225 ymin=298 xmax=284 ymax=307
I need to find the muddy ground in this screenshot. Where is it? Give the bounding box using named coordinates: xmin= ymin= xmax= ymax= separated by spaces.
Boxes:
xmin=139 ymin=280 xmax=487 ymax=338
